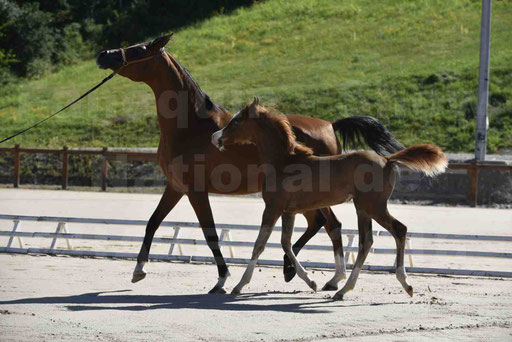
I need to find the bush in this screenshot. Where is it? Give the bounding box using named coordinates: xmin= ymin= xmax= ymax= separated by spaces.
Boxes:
xmin=0 ymin=0 xmax=255 ymax=77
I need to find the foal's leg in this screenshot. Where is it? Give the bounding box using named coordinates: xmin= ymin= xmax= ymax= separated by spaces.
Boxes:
xmin=372 ymin=209 xmax=413 ymax=297
xmin=283 ymin=209 xmax=325 ymax=282
xmin=133 ymin=185 xmax=184 ymax=283
xmin=232 ymin=206 xmax=282 ymax=295
xmin=332 ymin=209 xmax=373 ymax=300
xmin=281 ymin=213 xmax=317 ymax=291
xmin=188 ymin=191 xmax=230 ymax=294
xmin=322 ymin=207 xmax=347 ymax=291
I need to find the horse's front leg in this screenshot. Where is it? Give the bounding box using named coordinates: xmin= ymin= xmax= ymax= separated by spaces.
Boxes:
xmin=281 ymin=213 xmax=317 ymax=291
xmin=231 ymin=205 xmax=282 ymax=295
xmin=133 ymin=185 xmax=184 ymax=283
xmin=188 ymin=191 xmax=230 ymax=294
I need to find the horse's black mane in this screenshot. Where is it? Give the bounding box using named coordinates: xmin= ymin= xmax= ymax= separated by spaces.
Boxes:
xmin=181 ymin=66 xmax=219 ymax=111
xmin=168 ymin=52 xmax=222 ymax=112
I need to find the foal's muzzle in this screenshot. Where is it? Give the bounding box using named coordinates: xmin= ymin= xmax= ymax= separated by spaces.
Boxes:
xmin=211 ymin=130 xmax=225 ymax=151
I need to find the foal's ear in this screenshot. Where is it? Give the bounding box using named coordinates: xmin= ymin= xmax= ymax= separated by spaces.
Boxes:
xmin=248 ymin=97 xmax=259 ymax=118
xmin=149 ymin=33 xmax=174 ymax=50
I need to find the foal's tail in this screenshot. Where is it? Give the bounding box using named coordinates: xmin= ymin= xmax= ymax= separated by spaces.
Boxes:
xmin=386 ymin=144 xmax=448 ymax=177
xmin=332 ymin=116 xmax=404 ymax=156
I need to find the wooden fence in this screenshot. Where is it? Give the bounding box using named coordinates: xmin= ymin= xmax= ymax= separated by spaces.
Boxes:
xmin=1 ymin=145 xmax=511 ymax=206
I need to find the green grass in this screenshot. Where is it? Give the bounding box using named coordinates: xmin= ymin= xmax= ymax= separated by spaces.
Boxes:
xmin=0 ymin=0 xmax=511 ymax=152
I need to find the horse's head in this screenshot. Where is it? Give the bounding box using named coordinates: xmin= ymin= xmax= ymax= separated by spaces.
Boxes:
xmin=211 ymin=97 xmax=261 ymax=151
xmin=96 ymin=34 xmax=173 ymax=82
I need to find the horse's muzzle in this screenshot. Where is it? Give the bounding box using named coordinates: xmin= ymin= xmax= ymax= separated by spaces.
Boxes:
xmin=96 ymin=50 xmax=122 ymax=70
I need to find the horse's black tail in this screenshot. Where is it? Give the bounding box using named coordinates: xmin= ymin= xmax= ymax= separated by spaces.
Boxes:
xmin=332 ymin=116 xmax=404 ymax=156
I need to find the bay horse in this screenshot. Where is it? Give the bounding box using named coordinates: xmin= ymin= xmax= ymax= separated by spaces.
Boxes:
xmin=96 ymin=34 xmax=404 ymax=293
xmin=212 ymin=98 xmax=447 ymax=298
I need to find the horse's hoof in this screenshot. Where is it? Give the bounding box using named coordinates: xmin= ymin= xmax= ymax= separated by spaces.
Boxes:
xmin=131 ymin=272 xmax=146 ymax=283
xmin=310 ymin=281 xmax=318 ymax=292
xmin=208 ymin=286 xmax=227 ymax=294
xmin=283 ymin=266 xmax=296 ymax=283
xmin=322 ymin=283 xmax=338 ymax=291
xmin=406 ymin=286 xmax=414 ymax=297
xmin=231 ymin=288 xmax=241 ymax=295
xmin=332 ymin=292 xmax=344 ymax=301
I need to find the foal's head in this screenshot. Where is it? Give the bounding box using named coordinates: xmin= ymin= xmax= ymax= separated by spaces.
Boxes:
xmin=211 ymin=98 xmax=313 ymax=156
xmin=96 ymin=34 xmax=173 ymax=82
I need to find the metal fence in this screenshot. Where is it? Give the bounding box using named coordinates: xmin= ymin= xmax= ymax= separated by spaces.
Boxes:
xmin=1 ymin=214 xmax=511 ymax=278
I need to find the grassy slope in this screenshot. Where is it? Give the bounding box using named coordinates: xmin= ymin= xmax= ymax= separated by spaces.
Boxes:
xmin=0 ymin=0 xmax=511 ymax=152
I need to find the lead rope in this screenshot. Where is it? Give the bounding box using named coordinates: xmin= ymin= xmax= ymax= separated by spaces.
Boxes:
xmin=0 ymin=71 xmax=117 ymax=144
xmin=0 ymin=47 xmax=166 ymax=144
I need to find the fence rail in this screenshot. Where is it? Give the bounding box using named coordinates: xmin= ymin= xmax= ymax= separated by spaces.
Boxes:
xmin=1 ymin=214 xmax=511 ymax=278
xmin=1 ymin=145 xmax=511 ymax=206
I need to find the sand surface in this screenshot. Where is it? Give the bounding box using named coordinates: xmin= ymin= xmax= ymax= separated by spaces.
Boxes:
xmin=1 ymin=255 xmax=511 ymax=341
xmin=1 ymin=189 xmax=512 ymax=341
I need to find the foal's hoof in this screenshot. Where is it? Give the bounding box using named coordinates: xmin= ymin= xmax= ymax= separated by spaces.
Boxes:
xmin=309 ymin=281 xmax=318 ymax=292
xmin=283 ymin=265 xmax=297 ymax=283
xmin=131 ymin=272 xmax=146 ymax=283
xmin=231 ymin=287 xmax=242 ymax=295
xmin=208 ymin=286 xmax=227 ymax=294
xmin=332 ymin=292 xmax=344 ymax=301
xmin=322 ymin=283 xmax=338 ymax=291
xmin=406 ymin=286 xmax=414 ymax=297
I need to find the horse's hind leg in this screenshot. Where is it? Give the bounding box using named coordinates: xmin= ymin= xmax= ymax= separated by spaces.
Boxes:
xmin=333 ymin=208 xmax=372 ymax=300
xmin=133 ymin=185 xmax=183 ymax=283
xmin=372 ymin=209 xmax=413 ymax=297
xmin=321 ymin=207 xmax=346 ymax=291
xmin=281 ymin=213 xmax=317 ymax=291
xmin=283 ymin=209 xmax=325 ymax=282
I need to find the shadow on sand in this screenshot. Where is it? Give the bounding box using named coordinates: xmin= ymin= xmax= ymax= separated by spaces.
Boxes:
xmin=0 ymin=290 xmax=409 ymax=313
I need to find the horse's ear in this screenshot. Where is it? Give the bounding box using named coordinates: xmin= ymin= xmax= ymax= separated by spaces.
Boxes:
xmin=149 ymin=33 xmax=174 ymax=49
xmin=248 ymin=97 xmax=259 ymax=118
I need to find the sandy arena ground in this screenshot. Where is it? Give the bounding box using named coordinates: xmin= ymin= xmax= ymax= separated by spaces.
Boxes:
xmin=1 ymin=189 xmax=512 ymax=341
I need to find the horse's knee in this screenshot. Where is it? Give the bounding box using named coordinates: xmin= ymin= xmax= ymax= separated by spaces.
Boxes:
xmin=393 ymin=220 xmax=407 ymax=239
xmin=281 ymin=238 xmax=292 ymax=251
xmin=252 ymin=245 xmax=265 ymax=259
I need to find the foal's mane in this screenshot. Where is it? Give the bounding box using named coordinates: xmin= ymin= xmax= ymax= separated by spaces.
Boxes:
xmin=252 ymin=106 xmax=313 ymax=156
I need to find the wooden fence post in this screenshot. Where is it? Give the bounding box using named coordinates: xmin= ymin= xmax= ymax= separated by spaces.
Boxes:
xmin=61 ymin=146 xmax=69 ymax=190
xmin=13 ymin=144 xmax=20 ymax=188
xmin=468 ymin=162 xmax=479 ymax=207
xmin=101 ymin=147 xmax=108 ymax=191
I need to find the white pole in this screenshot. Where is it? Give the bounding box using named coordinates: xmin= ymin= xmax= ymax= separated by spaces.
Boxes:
xmin=475 ymin=0 xmax=492 ymax=161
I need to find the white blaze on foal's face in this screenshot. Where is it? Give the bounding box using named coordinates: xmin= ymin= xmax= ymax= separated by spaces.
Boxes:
xmin=211 ymin=128 xmax=225 ymax=151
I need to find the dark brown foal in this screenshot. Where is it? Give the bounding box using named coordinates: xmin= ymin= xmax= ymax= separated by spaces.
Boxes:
xmin=212 ymin=98 xmax=447 ymax=298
